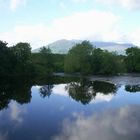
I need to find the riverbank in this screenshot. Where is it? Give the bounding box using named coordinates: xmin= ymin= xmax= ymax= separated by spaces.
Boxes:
xmin=54 ymin=73 xmax=140 ymax=85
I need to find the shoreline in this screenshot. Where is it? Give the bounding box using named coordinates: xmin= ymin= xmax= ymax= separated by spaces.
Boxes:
xmin=53 ymin=73 xmax=140 ymax=85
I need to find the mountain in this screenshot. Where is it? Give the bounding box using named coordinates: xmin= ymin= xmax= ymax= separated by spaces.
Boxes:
xmin=33 ymin=39 xmax=81 ymax=54
xmin=33 ymin=39 xmax=134 ymax=54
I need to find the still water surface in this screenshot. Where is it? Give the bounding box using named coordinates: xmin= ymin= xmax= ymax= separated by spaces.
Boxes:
xmin=0 ymin=76 xmax=140 ymax=140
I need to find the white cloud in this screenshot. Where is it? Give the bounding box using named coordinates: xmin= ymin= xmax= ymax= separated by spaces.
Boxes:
xmin=0 ymin=24 xmax=50 ymax=48
xmin=93 ymin=93 xmax=114 ymax=103
xmin=10 ymin=0 xmax=27 ymax=11
xmin=52 ymin=84 xmax=68 ymax=97
xmin=52 ymin=10 xmax=121 ymax=41
xmin=9 ymin=101 xmax=27 ymax=123
xmin=129 ymin=28 xmax=140 ymax=46
xmin=0 ymin=10 xmax=123 ymax=49
xmin=97 ymin=0 xmax=140 ymax=10
xmin=53 ymin=105 xmax=140 ymax=140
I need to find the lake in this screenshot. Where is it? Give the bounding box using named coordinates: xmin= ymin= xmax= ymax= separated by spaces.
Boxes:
xmin=0 ymin=76 xmax=140 ymax=140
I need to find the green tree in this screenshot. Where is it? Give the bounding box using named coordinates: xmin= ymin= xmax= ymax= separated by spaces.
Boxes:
xmin=10 ymin=42 xmax=34 ymax=75
xmin=91 ymin=49 xmax=125 ymax=75
xmin=125 ymin=47 xmax=140 ymax=72
xmin=40 ymin=47 xmax=53 ymax=73
xmin=32 ymin=46 xmax=54 ymax=76
xmin=64 ymin=41 xmax=93 ymax=74
xmin=40 ymin=46 xmax=52 ymax=54
xmin=100 ymin=51 xmax=125 ymax=75
xmin=11 ymin=42 xmax=31 ymax=63
xmin=0 ymin=41 xmax=13 ymax=76
xmin=91 ymin=48 xmax=103 ymax=74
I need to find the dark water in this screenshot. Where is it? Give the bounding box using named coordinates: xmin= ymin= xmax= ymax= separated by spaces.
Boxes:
xmin=0 ymin=76 xmax=140 ymax=140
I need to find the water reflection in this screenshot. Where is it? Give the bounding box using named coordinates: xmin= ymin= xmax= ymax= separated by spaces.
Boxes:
xmin=38 ymin=78 xmax=118 ymax=105
xmin=40 ymin=85 xmax=54 ymax=98
xmin=0 ymin=76 xmax=140 ymax=140
xmin=0 ymin=77 xmax=32 ymax=111
xmin=53 ymin=105 xmax=140 ymax=140
xmin=65 ymin=78 xmax=117 ymax=104
xmin=0 ymin=76 xmax=79 ymax=111
xmin=0 ymin=132 xmax=8 ymax=140
xmin=0 ymin=76 xmax=140 ymax=111
xmin=9 ymin=101 xmax=27 ymax=123
xmin=125 ymin=85 xmax=140 ymax=93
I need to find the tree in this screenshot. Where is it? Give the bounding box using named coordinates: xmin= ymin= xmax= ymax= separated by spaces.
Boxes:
xmin=125 ymin=47 xmax=140 ymax=72
xmin=40 ymin=46 xmax=52 ymax=54
xmin=0 ymin=41 xmax=13 ymax=76
xmin=33 ymin=47 xmax=54 ymax=75
xmin=64 ymin=41 xmax=93 ymax=74
xmin=11 ymin=42 xmax=31 ymax=63
xmin=91 ymin=48 xmax=103 ymax=74
xmin=100 ymin=51 xmax=125 ymax=75
xmin=91 ymin=49 xmax=125 ymax=75
xmin=10 ymin=42 xmax=33 ymax=75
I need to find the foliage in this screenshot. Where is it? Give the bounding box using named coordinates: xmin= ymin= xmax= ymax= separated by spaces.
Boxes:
xmin=0 ymin=41 xmax=12 ymax=76
xmin=52 ymin=54 xmax=65 ymax=72
xmin=40 ymin=46 xmax=52 ymax=54
xmin=64 ymin=41 xmax=93 ymax=74
xmin=0 ymin=40 xmax=140 ymax=77
xmin=10 ymin=42 xmax=34 ymax=75
xmin=0 ymin=41 xmax=35 ymax=77
xmin=64 ymin=40 xmax=126 ymax=75
xmin=125 ymin=47 xmax=140 ymax=72
xmin=31 ymin=47 xmax=54 ymax=76
xmin=96 ymin=51 xmax=125 ymax=75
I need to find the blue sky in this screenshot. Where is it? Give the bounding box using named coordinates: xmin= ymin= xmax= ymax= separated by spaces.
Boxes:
xmin=0 ymin=0 xmax=140 ymax=49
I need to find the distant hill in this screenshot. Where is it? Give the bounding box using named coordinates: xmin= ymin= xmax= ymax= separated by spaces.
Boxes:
xmin=33 ymin=39 xmax=134 ymax=54
xmin=33 ymin=39 xmax=81 ymax=54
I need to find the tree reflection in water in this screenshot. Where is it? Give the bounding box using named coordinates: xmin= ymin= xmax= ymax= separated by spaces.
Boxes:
xmin=66 ymin=78 xmax=117 ymax=105
xmin=0 ymin=75 xmax=128 ymax=110
xmin=39 ymin=85 xmax=54 ymax=98
xmin=0 ymin=77 xmax=32 ymax=111
xmin=125 ymin=85 xmax=140 ymax=93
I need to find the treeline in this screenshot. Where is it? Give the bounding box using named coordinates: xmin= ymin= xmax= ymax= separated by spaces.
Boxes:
xmin=0 ymin=41 xmax=35 ymax=77
xmin=0 ymin=40 xmax=140 ymax=77
xmin=0 ymin=41 xmax=65 ymax=77
xmin=64 ymin=41 xmax=140 ymax=75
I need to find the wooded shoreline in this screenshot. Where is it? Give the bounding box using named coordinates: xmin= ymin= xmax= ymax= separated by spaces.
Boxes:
xmin=0 ymin=40 xmax=140 ymax=77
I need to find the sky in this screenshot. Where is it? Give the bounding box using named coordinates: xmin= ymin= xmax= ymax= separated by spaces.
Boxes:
xmin=0 ymin=0 xmax=140 ymax=49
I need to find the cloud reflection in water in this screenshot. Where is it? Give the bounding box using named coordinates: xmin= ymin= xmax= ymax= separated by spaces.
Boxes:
xmin=0 ymin=132 xmax=8 ymax=140
xmin=54 ymin=105 xmax=140 ymax=140
xmin=51 ymin=83 xmax=115 ymax=104
xmin=9 ymin=101 xmax=27 ymax=123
